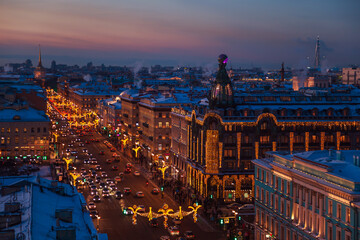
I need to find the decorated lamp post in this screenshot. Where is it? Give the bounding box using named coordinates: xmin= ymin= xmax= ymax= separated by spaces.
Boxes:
xmin=158 ymin=165 xmax=169 ymax=180
xmin=132 ymin=146 xmax=141 ymax=158
xmin=188 ymin=203 xmax=202 ymax=223
xmin=69 ymin=172 xmax=81 ymax=186
xmin=128 ymin=205 xmax=142 ymax=225
xmin=158 ymin=204 xmax=173 ymax=229
xmin=63 ymin=157 xmax=73 ymax=170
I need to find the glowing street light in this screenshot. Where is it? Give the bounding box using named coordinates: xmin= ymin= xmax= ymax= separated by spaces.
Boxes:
xmin=158 ymin=204 xmax=173 ymax=229
xmin=158 ymin=165 xmax=169 ymax=180
xmin=188 ymin=203 xmax=202 ymax=223
xmin=132 ymin=146 xmax=141 ymax=158
xmin=63 ymin=157 xmax=73 ymax=170
xmin=128 ymin=205 xmax=142 ymax=225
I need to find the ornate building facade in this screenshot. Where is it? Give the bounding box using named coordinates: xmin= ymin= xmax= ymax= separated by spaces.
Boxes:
xmin=173 ymin=54 xmax=360 ymax=203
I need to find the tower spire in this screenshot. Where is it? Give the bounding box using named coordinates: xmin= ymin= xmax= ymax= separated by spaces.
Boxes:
xmin=38 ymin=44 xmax=43 ymax=67
xmin=314 ymin=36 xmax=320 ymax=70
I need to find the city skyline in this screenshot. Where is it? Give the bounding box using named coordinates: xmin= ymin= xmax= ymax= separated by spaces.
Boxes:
xmin=1 ymin=0 xmax=360 ymax=68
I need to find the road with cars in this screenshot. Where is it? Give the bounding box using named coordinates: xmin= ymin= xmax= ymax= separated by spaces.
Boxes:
xmin=52 ymin=118 xmax=224 ymax=240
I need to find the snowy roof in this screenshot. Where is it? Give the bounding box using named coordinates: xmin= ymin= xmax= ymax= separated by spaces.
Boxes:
xmin=0 ymin=176 xmax=103 ymax=240
xmin=0 ymin=107 xmax=49 ymax=122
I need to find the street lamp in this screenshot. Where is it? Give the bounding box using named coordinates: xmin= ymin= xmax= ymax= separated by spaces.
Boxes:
xmin=158 ymin=204 xmax=173 ymax=229
xmin=188 ymin=203 xmax=202 ymax=223
xmin=128 ymin=205 xmax=142 ymax=225
xmin=158 ymin=165 xmax=169 ymax=180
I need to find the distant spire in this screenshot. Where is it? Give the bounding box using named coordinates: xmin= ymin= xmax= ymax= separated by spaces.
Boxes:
xmin=37 ymin=44 xmax=43 ymax=68
xmin=314 ymin=36 xmax=320 ymax=69
xmin=280 ymin=62 xmax=285 ymax=83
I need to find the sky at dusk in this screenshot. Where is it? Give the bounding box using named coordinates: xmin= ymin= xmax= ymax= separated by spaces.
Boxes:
xmin=0 ymin=0 xmax=359 ymax=69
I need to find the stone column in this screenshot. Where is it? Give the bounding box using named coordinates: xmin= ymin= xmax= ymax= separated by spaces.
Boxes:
xmin=305 ymin=132 xmax=309 ymax=151
xmin=336 ymin=131 xmax=341 ymax=150
xmin=320 ymin=132 xmax=325 ymax=150
xmin=255 ymin=141 xmax=259 ymax=159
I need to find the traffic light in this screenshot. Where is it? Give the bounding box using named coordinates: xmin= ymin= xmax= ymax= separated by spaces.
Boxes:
xmin=56 ymin=122 xmax=58 ymax=124
xmin=210 ymin=194 xmax=213 ymax=199
xmin=123 ymin=209 xmax=127 ymax=214
xmin=103 ymin=127 xmax=106 ymax=130
xmin=220 ymin=219 xmax=224 ymax=225
xmin=83 ymin=178 xmax=86 ymax=182
xmin=161 ymin=187 xmax=164 ymax=191
xmin=238 ymin=215 xmax=242 ymax=221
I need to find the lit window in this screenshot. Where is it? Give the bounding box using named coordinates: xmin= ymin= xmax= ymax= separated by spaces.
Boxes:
xmin=159 ymin=122 xmax=163 ymax=128
xmin=15 ymin=128 xmax=19 ymax=133
xmin=23 ymin=128 xmax=27 ymax=133
xmin=166 ymin=122 xmax=169 ymax=128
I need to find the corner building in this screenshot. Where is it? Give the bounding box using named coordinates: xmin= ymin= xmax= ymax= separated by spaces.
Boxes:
xmin=177 ymin=54 xmax=360 ymax=203
xmin=252 ymin=150 xmax=360 ymax=240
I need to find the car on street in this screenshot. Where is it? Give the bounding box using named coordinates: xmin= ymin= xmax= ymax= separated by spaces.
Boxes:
xmin=183 ymin=231 xmax=195 ymax=239
xmin=123 ymin=187 xmax=131 ymax=195
xmin=112 ymin=165 xmax=118 ymax=171
xmin=109 ymin=184 xmax=117 ymax=190
xmin=138 ymin=205 xmax=146 ymax=213
xmin=106 ymin=159 xmax=112 ymax=164
xmin=135 ymin=191 xmax=144 ymax=198
xmin=93 ymin=195 xmax=101 ymax=202
xmin=173 ymin=217 xmax=181 ymax=225
xmin=82 ymin=148 xmax=88 ymax=153
xmin=99 ymin=182 xmax=106 ymax=189
xmin=133 ymin=171 xmax=140 ymax=176
xmin=150 ymin=218 xmax=158 ymax=227
xmin=115 ymin=191 xmax=123 ymax=199
xmin=95 ymin=177 xmax=101 ymax=183
xmin=123 ymin=207 xmax=133 ymax=215
xmin=90 ymin=186 xmax=97 ymax=195
xmin=110 ymin=148 xmax=116 ymax=152
xmin=89 ymin=210 xmax=99 ymax=219
xmin=126 ymin=163 xmax=132 ymax=168
xmin=101 ymin=172 xmax=108 ymax=178
xmin=83 ymin=159 xmax=90 ymax=164
xmin=102 ymin=188 xmax=110 ymax=198
xmin=168 ymin=226 xmax=180 ymax=236
xmin=114 ymin=176 xmax=121 ymax=183
xmin=124 ymin=168 xmax=131 ymax=173
xmin=239 ymin=204 xmax=254 ymax=211
xmin=151 ymin=188 xmax=160 ymax=195
xmin=88 ymin=202 xmax=96 ymax=210
xmin=95 ymin=165 xmax=102 ymax=171
xmin=99 ymin=150 xmax=105 ymax=155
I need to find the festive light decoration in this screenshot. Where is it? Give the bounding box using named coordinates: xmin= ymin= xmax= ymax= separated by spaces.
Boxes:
xmin=158 ymin=165 xmax=169 ymax=180
xmin=63 ymin=157 xmax=73 ymax=170
xmin=69 ymin=172 xmax=81 ymax=186
xmin=188 ymin=204 xmax=202 ymax=223
xmin=128 ymin=205 xmax=142 ymax=225
xmin=132 ymin=146 xmax=141 ymax=158
xmin=158 ymin=204 xmax=174 ymax=229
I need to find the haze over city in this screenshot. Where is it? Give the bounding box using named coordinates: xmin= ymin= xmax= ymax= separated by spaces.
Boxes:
xmin=1 ymin=0 xmax=360 ymax=68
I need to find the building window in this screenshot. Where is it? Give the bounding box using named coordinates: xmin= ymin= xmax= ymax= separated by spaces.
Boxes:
xmin=7 ymin=128 xmax=10 ymax=133
xmin=337 ymin=204 xmax=341 ymax=219
xmin=336 ymin=228 xmax=341 ymax=240
xmin=346 ymin=208 xmax=350 ymax=223
xmin=329 ymin=200 xmax=333 ymax=216
xmin=328 ymin=225 xmax=333 ymax=240
xmin=260 ymin=135 xmax=270 ymax=144
xmin=287 ymin=182 xmax=290 ymax=195
xmin=158 ymin=144 xmax=162 ymax=150
xmin=1 ymin=137 xmax=4 ymax=144
xmin=275 ymin=176 xmax=278 ymax=189
xmin=281 ymin=179 xmax=284 ymax=192
xmin=15 ymin=128 xmax=19 ymax=133
xmin=7 ymin=137 xmax=10 ymax=144
xmin=23 ymin=128 xmax=27 ymax=133
xmin=1 ymin=128 xmax=4 ymax=133
xmin=159 ymin=122 xmax=163 ymax=128
xmin=256 ymin=186 xmax=259 ymax=200
xmin=31 ymin=128 xmax=34 ymax=133
xmin=158 ymin=113 xmax=162 ymax=118
xmin=166 ymin=122 xmax=169 ymax=128
xmin=43 ymin=127 xmax=47 ymax=133
xmin=15 ymin=137 xmax=19 ymax=144
xmin=266 ymin=191 xmax=269 ymax=205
